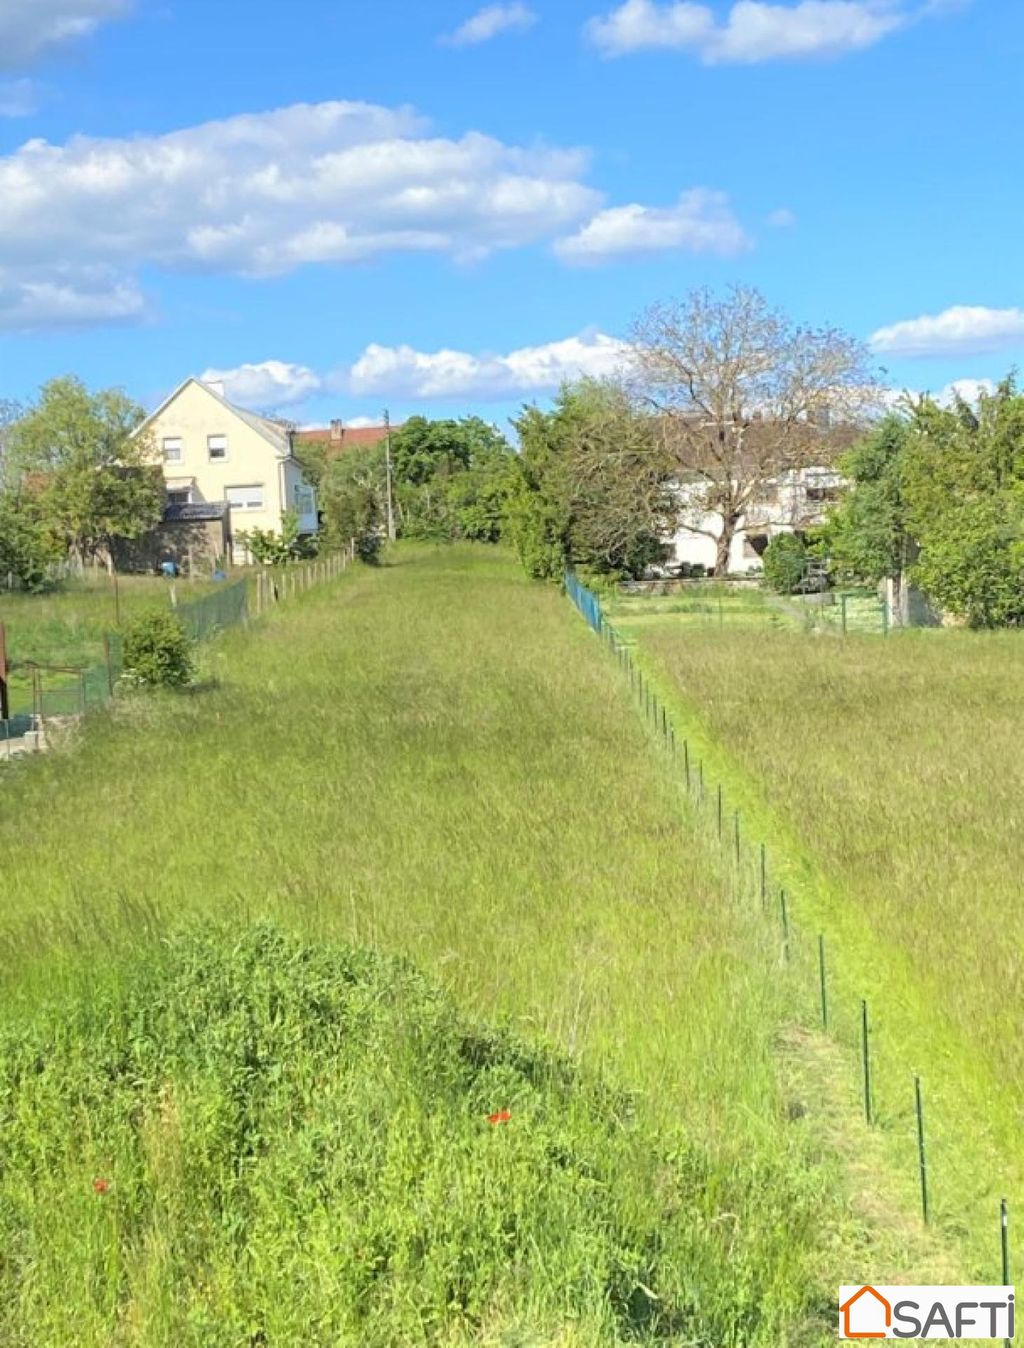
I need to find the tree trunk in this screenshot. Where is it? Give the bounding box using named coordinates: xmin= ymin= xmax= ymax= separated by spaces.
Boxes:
xmin=715 ymin=515 xmax=738 ymax=577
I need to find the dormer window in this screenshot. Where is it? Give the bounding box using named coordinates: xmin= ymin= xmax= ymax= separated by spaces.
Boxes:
xmin=208 ymin=434 xmax=228 ymax=462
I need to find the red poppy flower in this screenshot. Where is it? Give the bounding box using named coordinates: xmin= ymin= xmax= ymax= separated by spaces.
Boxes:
xmin=92 ymin=1178 xmax=110 ymax=1195
xmin=487 ymin=1110 xmax=511 ymax=1125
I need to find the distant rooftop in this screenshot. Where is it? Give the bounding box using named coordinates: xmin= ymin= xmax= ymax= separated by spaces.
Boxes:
xmin=293 ymin=420 xmax=395 ymax=451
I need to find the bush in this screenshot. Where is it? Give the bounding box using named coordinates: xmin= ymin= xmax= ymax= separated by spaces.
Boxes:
xmin=355 ymin=530 xmax=384 ymax=565
xmin=762 ymin=533 xmax=808 ymax=594
xmin=121 ymin=609 xmax=195 ymax=688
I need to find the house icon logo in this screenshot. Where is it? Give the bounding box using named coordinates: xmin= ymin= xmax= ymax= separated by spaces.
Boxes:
xmin=840 ymin=1285 xmax=893 ymax=1339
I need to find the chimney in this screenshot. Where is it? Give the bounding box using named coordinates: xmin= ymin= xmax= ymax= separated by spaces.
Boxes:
xmin=330 ymin=419 xmax=344 ymax=444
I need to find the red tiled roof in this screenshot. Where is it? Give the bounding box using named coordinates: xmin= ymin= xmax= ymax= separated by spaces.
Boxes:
xmin=293 ymin=424 xmax=393 ymax=451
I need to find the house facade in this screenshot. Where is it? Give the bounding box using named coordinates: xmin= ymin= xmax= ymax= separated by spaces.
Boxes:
xmin=132 ymin=378 xmax=319 ymax=566
xmin=665 ymin=465 xmax=844 ymax=575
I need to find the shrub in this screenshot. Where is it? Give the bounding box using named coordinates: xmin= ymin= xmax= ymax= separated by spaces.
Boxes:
xmin=355 ymin=530 xmax=384 ymax=565
xmin=762 ymin=533 xmax=808 ymax=594
xmin=121 ymin=609 xmax=195 ymax=688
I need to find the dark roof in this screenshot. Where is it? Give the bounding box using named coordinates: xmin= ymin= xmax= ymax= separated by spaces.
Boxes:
xmin=163 ymin=502 xmax=228 ymax=524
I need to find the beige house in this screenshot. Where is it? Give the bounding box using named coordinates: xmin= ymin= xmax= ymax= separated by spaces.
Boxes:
xmin=132 ymin=377 xmax=319 ymax=565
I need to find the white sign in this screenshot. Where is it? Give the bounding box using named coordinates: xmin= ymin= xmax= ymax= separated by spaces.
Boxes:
xmin=839 ymin=1286 xmax=1014 ymax=1339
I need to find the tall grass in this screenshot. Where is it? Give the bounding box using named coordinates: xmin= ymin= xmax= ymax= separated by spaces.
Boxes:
xmin=623 ymin=605 xmax=1024 ymax=1280
xmin=0 ymin=545 xmax=909 ymax=1342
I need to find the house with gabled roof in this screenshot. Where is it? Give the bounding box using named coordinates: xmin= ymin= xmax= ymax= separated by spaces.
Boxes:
xmin=131 ymin=377 xmax=319 ymax=566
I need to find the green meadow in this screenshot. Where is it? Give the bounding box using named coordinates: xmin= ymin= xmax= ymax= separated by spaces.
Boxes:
xmin=613 ymin=592 xmax=1024 ymax=1284
xmin=0 ymin=546 xmax=943 ymax=1345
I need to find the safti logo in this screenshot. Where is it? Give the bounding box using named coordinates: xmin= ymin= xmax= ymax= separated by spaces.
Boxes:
xmin=839 ymin=1286 xmax=1015 ymax=1339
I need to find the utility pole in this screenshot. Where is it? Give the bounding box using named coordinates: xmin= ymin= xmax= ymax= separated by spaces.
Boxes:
xmin=383 ymin=408 xmax=397 ymax=542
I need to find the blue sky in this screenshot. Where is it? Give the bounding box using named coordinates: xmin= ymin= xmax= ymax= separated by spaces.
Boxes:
xmin=0 ymin=0 xmax=1021 ymax=432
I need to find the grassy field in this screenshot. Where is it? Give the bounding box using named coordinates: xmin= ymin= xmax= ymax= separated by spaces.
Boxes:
xmin=0 ymin=572 xmax=220 ymax=722
xmin=0 ymin=546 xmax=937 ymax=1344
xmin=612 ymin=590 xmax=1024 ymax=1283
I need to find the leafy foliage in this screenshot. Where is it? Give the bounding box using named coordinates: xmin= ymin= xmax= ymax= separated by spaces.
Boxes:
xmin=509 ymin=380 xmax=674 ymax=581
xmin=9 ymin=376 xmax=162 ymax=565
xmin=0 ymin=489 xmax=57 ymax=590
xmin=121 ymin=609 xmax=195 ymax=688
xmin=762 ymin=532 xmax=809 ymax=594
xmin=237 ymin=509 xmax=317 ymax=566
xmin=825 ymin=381 xmax=1024 ymax=626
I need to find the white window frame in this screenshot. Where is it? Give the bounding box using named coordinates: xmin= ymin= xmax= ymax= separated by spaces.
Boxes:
xmin=163 ymin=436 xmax=183 ymax=465
xmin=226 ymin=484 xmax=265 ymax=512
xmin=207 ymin=433 xmax=229 ymax=462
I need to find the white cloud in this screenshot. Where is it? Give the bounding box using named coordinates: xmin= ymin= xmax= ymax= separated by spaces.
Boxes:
xmin=0 ymin=264 xmax=145 ymax=330
xmin=0 ymin=0 xmax=132 ymax=70
xmin=441 ymin=3 xmax=537 ymax=46
xmin=555 ymin=188 xmax=750 ymax=263
xmin=0 ymin=99 xmax=602 ymax=329
xmin=766 ymin=206 xmax=797 ymax=227
xmin=0 ymin=78 xmax=40 ymax=117
xmin=587 ymin=0 xmax=911 ymax=62
xmin=870 ymin=305 xmax=1024 ymax=357
xmin=346 ymin=330 xmax=630 ymax=399
xmin=199 ymin=360 xmax=323 ymax=408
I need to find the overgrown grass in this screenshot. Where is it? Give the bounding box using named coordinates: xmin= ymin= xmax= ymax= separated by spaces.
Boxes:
xmin=623 ymin=605 xmax=1024 ymax=1281
xmin=0 ymin=547 xmax=934 ymax=1341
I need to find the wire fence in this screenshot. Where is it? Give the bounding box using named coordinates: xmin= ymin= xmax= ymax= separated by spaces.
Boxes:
xmin=566 ymin=568 xmax=1014 ymax=1304
xmin=611 ymin=579 xmax=890 ymax=637
xmin=1 ymin=545 xmax=355 ymax=759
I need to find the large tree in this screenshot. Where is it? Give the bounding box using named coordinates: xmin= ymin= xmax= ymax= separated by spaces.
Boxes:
xmin=902 ymin=380 xmax=1024 ymax=627
xmin=824 ymin=413 xmax=915 ymax=613
xmin=629 ymin=286 xmax=877 ymax=575
xmin=510 ymin=380 xmax=675 ymax=580
xmin=10 ymin=376 xmax=162 ymax=568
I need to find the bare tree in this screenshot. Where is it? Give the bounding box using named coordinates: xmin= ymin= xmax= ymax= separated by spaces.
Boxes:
xmin=629 ymin=286 xmax=878 ymax=575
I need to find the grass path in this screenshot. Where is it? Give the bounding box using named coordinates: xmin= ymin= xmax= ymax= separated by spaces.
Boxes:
xmin=0 ymin=547 xmax=960 ymax=1340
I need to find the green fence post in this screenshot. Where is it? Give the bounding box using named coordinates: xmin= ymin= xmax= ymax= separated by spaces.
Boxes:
xmin=818 ymin=935 xmax=828 ymax=1029
xmin=915 ymin=1076 xmax=928 ymax=1224
xmin=841 ymin=594 xmax=848 ymax=636
xmin=861 ymin=1000 xmax=873 ymax=1124
xmin=103 ymin=634 xmax=115 ymax=699
xmin=780 ymin=889 xmax=790 ymax=962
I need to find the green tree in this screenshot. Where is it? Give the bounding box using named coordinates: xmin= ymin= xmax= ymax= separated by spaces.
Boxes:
xmin=0 ymin=488 xmax=57 ymax=590
xmin=320 ymin=442 xmax=387 ymax=560
xmin=121 ymin=609 xmax=195 ymax=688
xmin=902 ymin=381 xmax=1024 ymax=626
xmin=762 ymin=532 xmax=809 ymax=594
xmin=509 ymin=380 xmax=674 ymax=580
xmin=823 ymin=414 xmax=914 ymax=607
xmin=10 ymin=377 xmax=162 ymax=567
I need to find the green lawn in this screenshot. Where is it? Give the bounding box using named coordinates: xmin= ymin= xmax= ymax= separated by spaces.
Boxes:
xmin=0 ymin=573 xmax=220 ymax=721
xmin=624 ymin=611 xmax=1024 ymax=1283
xmin=0 ymin=546 xmax=930 ymax=1344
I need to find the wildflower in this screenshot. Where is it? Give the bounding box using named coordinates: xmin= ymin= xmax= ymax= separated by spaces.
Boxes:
xmin=92 ymin=1178 xmax=110 ymax=1195
xmin=487 ymin=1109 xmax=511 ymax=1125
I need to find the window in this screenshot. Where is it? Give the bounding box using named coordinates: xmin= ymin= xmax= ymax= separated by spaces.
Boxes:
xmin=805 ymin=485 xmax=840 ymax=504
xmin=226 ymin=485 xmax=264 ymax=512
xmin=207 ymin=433 xmax=229 ymax=461
xmin=163 ymin=437 xmax=183 ymax=464
xmin=166 ymin=487 xmax=191 ymax=507
xmin=294 ymin=484 xmax=315 ymax=515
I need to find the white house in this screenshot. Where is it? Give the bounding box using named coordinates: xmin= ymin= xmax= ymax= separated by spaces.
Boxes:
xmin=665 ymin=465 xmax=844 ymax=576
xmin=132 ymin=377 xmax=319 ymax=565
